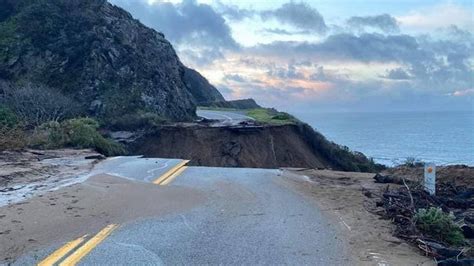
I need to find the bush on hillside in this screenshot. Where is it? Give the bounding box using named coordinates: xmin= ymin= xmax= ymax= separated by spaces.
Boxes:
xmin=107 ymin=112 xmax=166 ymax=130
xmin=0 ymin=126 xmax=26 ymax=150
xmin=0 ymin=106 xmax=26 ymax=150
xmin=414 ymin=207 xmax=465 ymax=246
xmin=31 ymin=118 xmax=125 ymax=156
xmin=403 ymin=157 xmax=424 ymax=167
xmin=0 ymin=81 xmax=80 ymax=127
xmin=0 ymin=106 xmax=18 ymax=128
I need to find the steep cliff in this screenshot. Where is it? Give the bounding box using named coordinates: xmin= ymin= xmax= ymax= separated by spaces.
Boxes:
xmin=0 ymin=0 xmax=217 ymax=121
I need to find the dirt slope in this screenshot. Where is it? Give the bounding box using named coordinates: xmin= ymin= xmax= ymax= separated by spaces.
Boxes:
xmin=129 ymin=123 xmax=380 ymax=172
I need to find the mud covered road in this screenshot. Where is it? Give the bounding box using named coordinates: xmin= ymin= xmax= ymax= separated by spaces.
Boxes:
xmin=1 ymin=155 xmax=430 ymax=265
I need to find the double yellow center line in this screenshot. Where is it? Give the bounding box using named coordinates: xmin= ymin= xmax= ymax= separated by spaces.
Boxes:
xmin=38 ymin=160 xmax=190 ymax=265
xmin=38 ymin=224 xmax=118 ymax=266
xmin=153 ymin=160 xmax=189 ymax=185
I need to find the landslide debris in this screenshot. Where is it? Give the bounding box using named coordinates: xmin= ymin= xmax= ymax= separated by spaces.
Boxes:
xmin=373 ymin=165 xmax=474 ymax=264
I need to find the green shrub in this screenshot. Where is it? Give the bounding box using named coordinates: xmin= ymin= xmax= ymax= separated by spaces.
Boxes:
xmin=107 ymin=112 xmax=166 ymax=130
xmin=403 ymin=157 xmax=423 ymax=167
xmin=414 ymin=207 xmax=465 ymax=246
xmin=31 ymin=118 xmax=125 ymax=156
xmin=271 ymin=113 xmax=292 ymax=121
xmin=30 ymin=121 xmax=66 ymax=148
xmin=0 ymin=106 xmax=18 ymax=128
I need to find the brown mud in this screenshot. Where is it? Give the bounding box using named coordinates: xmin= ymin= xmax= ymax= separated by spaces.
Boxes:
xmin=0 ymin=174 xmax=206 ymax=263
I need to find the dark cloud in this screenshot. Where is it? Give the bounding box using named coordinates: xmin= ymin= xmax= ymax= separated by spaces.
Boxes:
xmin=261 ymin=2 xmax=327 ymax=34
xmin=262 ymin=28 xmax=294 ymax=35
xmin=110 ymin=0 xmax=238 ymax=50
xmin=442 ymin=25 xmax=473 ymax=41
xmin=179 ymin=48 xmax=225 ymax=66
xmin=224 ymin=74 xmax=246 ymax=82
xmin=261 ymin=28 xmax=310 ymax=35
xmin=267 ymin=64 xmax=305 ymax=79
xmin=381 ymin=68 xmax=412 ymax=80
xmin=347 ymin=14 xmax=399 ymax=33
xmin=251 ymin=33 xmax=421 ymax=62
xmin=215 ymin=1 xmax=255 ymax=21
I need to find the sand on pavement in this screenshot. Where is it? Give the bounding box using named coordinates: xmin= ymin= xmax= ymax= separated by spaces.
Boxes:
xmin=0 ymin=174 xmax=206 ymax=263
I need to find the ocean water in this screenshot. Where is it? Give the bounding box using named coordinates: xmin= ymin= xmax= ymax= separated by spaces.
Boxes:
xmin=293 ymin=111 xmax=474 ymax=166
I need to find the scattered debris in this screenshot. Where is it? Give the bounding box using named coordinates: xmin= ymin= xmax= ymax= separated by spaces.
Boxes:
xmin=373 ymin=165 xmax=474 ymax=264
xmin=85 ymin=154 xmax=106 ymax=160
xmin=373 ymin=173 xmax=403 ymax=184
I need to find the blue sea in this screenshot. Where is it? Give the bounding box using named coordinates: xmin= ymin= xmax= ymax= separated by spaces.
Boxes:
xmin=293 ymin=111 xmax=474 ymax=167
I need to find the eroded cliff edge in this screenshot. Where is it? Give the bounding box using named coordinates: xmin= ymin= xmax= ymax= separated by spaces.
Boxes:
xmin=129 ymin=123 xmax=382 ymax=172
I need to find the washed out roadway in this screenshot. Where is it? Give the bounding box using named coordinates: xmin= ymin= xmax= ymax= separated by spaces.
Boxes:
xmin=196 ymin=109 xmax=254 ymax=126
xmin=10 ymin=157 xmax=352 ymax=265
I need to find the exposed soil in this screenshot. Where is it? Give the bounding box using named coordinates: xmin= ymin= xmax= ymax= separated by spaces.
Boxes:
xmin=285 ymin=168 xmax=434 ymax=265
xmin=129 ymin=123 xmax=379 ymax=172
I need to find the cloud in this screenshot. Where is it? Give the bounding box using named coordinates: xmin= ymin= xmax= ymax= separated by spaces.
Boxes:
xmin=261 ymin=2 xmax=327 ymax=34
xmin=224 ymin=74 xmax=246 ymax=82
xmin=451 ymin=89 xmax=474 ymax=97
xmin=267 ymin=64 xmax=305 ymax=79
xmin=215 ymin=1 xmax=255 ymax=21
xmin=397 ymin=3 xmax=473 ymax=32
xmin=381 ymin=68 xmax=411 ymax=80
xmin=347 ymin=14 xmax=399 ymax=33
xmin=261 ymin=28 xmax=311 ymax=36
xmin=208 ymin=28 xmax=473 ymax=111
xmin=110 ymin=0 xmax=238 ymax=52
xmin=309 ymin=66 xmax=328 ymax=81
xmin=250 ymin=33 xmax=421 ymax=63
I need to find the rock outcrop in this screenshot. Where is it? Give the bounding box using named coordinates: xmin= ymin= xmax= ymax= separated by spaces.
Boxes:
xmin=0 ymin=0 xmax=226 ymax=121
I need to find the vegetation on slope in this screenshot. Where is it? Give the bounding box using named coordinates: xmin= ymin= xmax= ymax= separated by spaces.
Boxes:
xmin=31 ymin=118 xmax=125 ymax=156
xmin=246 ymin=108 xmax=299 ymax=125
xmin=0 ymin=105 xmax=124 ymax=156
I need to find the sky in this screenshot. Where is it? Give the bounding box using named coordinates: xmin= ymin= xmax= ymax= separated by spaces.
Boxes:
xmin=109 ymin=0 xmax=474 ymax=113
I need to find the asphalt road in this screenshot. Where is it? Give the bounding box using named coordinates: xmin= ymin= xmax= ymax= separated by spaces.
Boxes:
xmin=11 ymin=157 xmax=352 ymax=265
xmin=196 ymin=109 xmax=254 ymax=126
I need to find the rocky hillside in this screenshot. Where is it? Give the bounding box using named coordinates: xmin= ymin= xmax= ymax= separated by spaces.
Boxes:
xmin=0 ymin=0 xmax=224 ymax=121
